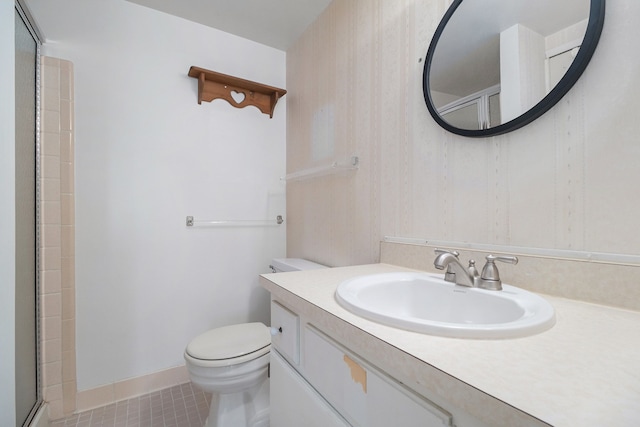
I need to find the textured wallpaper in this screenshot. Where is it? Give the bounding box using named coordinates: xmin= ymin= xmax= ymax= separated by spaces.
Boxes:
xmin=286 ymin=0 xmax=640 ymax=268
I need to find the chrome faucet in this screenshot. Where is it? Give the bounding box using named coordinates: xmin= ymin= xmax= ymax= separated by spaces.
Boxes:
xmin=433 ymin=249 xmax=518 ymax=291
xmin=434 ymin=250 xmax=476 ymax=287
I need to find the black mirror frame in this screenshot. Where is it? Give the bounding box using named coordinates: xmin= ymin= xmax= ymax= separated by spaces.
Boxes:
xmin=423 ymin=0 xmax=606 ymax=138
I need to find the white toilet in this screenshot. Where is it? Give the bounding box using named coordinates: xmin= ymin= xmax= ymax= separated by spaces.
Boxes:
xmin=184 ymin=258 xmax=327 ymax=427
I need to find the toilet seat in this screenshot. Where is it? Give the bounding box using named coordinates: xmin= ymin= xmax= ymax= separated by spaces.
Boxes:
xmin=185 ymin=322 xmax=271 ymax=368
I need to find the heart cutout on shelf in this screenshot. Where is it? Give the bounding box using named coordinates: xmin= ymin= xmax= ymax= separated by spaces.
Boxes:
xmin=230 ymin=90 xmax=246 ymax=104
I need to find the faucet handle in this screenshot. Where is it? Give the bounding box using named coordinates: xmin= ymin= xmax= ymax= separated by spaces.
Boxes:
xmin=486 ymin=254 xmax=519 ymax=265
xmin=478 ymin=254 xmax=518 ymax=291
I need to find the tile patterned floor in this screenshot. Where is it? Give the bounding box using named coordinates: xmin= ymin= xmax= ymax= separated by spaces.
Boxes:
xmin=50 ymin=383 xmax=211 ymax=427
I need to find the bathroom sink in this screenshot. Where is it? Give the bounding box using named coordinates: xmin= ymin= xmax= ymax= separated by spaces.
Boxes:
xmin=335 ymin=272 xmax=555 ymax=339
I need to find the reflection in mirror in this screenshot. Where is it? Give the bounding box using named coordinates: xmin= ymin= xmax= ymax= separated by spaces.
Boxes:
xmin=424 ymin=0 xmax=605 ymax=137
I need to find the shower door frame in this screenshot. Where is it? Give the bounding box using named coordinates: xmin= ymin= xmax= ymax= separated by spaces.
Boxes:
xmin=14 ymin=1 xmax=44 ymax=425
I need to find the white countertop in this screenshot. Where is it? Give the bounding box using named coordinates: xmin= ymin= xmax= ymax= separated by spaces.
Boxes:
xmin=260 ymin=263 xmax=640 ymax=427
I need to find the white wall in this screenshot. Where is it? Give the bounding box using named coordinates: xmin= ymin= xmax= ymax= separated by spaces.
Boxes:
xmin=0 ymin=0 xmax=17 ymax=424
xmin=27 ymin=0 xmax=286 ymax=391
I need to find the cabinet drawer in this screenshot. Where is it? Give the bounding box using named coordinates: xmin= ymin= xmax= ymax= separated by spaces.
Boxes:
xmin=303 ymin=326 xmax=453 ymax=427
xmin=270 ymin=301 xmax=300 ymax=364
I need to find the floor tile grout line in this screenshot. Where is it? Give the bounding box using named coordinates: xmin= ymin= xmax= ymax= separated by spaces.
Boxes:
xmin=50 ymin=383 xmax=210 ymax=427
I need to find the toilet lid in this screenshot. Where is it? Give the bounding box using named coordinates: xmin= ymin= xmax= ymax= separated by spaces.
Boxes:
xmin=186 ymin=322 xmax=270 ymax=361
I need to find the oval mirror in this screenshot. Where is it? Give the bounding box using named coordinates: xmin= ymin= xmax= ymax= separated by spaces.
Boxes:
xmin=423 ymin=0 xmax=605 ymax=137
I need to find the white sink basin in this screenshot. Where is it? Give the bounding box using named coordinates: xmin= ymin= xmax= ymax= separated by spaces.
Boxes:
xmin=335 ymin=272 xmax=555 ymax=339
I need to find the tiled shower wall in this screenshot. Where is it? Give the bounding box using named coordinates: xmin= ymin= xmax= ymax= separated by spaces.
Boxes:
xmin=40 ymin=56 xmax=76 ymax=420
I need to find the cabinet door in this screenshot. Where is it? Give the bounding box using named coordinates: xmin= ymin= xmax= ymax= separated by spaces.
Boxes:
xmin=303 ymin=326 xmax=453 ymax=427
xmin=270 ymin=350 xmax=352 ymax=427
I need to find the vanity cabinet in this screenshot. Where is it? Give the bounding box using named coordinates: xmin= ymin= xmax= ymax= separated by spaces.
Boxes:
xmin=270 ymin=300 xmax=453 ymax=427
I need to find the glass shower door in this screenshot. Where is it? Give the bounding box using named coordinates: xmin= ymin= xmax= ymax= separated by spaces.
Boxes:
xmin=15 ymin=5 xmax=40 ymax=426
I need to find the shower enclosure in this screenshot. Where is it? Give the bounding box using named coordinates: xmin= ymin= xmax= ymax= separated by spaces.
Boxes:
xmin=15 ymin=2 xmax=42 ymax=425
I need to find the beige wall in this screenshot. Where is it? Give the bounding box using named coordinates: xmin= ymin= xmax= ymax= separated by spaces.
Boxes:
xmin=286 ymin=1 xmax=640 ymax=270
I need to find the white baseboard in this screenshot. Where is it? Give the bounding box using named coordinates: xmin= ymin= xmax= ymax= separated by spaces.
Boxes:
xmin=76 ymin=365 xmax=189 ymax=412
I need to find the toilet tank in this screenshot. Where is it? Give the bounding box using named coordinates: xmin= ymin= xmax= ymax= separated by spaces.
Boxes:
xmin=270 ymin=258 xmax=328 ymax=272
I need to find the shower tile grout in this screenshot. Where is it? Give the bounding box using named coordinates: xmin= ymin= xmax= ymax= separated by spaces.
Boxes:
xmin=50 ymin=382 xmax=211 ymax=427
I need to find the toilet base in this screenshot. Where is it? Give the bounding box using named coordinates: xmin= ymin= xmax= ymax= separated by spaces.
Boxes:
xmin=204 ymin=377 xmax=270 ymax=427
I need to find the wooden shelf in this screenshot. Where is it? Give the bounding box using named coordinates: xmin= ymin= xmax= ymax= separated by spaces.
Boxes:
xmin=188 ymin=66 xmax=286 ymax=118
